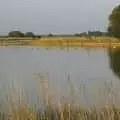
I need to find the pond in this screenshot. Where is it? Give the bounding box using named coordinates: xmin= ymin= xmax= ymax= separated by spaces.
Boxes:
xmin=0 ymin=46 xmax=120 ymax=109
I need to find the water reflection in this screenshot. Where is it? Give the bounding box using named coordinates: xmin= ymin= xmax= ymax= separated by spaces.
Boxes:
xmin=108 ymin=48 xmax=120 ymax=79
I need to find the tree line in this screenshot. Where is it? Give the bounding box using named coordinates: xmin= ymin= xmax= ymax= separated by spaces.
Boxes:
xmin=75 ymin=31 xmax=108 ymax=37
xmin=7 ymin=30 xmax=109 ymax=38
xmin=7 ymin=31 xmax=41 ymax=38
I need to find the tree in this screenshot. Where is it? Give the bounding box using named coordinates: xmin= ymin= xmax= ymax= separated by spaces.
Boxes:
xmin=108 ymin=5 xmax=120 ymax=38
xmin=8 ymin=31 xmax=24 ymax=37
xmin=48 ymin=33 xmax=53 ymax=37
xmin=88 ymin=31 xmax=103 ymax=36
xmin=36 ymin=35 xmax=41 ymax=38
xmin=75 ymin=32 xmax=88 ymax=37
xmin=24 ymin=32 xmax=35 ymax=37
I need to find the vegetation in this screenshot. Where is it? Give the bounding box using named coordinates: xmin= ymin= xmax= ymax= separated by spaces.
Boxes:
xmin=24 ymin=32 xmax=35 ymax=37
xmin=3 ymin=103 xmax=120 ymax=120
xmin=108 ymin=5 xmax=120 ymax=38
xmin=30 ymin=36 xmax=120 ymax=48
xmin=35 ymin=35 xmax=41 ymax=39
xmin=0 ymin=75 xmax=118 ymax=120
xmin=8 ymin=31 xmax=24 ymax=37
xmin=108 ymin=48 xmax=120 ymax=79
xmin=88 ymin=31 xmax=105 ymax=37
xmin=35 ymin=105 xmax=120 ymax=120
xmin=48 ymin=33 xmax=53 ymax=37
xmin=75 ymin=31 xmax=108 ymax=37
xmin=0 ymin=4 xmax=120 ymax=120
xmin=75 ymin=32 xmax=88 ymax=37
xmin=108 ymin=4 xmax=120 ymax=77
xmin=8 ymin=31 xmax=36 ymax=38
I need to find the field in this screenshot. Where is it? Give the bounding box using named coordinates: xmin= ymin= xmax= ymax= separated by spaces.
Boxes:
xmin=0 ymin=36 xmax=120 ymax=48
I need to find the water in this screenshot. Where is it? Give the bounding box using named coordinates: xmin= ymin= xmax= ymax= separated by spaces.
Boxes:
xmin=0 ymin=46 xmax=120 ymax=109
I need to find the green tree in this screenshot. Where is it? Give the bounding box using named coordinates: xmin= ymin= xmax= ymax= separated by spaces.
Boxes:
xmin=88 ymin=31 xmax=103 ymax=36
xmin=8 ymin=31 xmax=24 ymax=37
xmin=75 ymin=32 xmax=88 ymax=37
xmin=108 ymin=5 xmax=120 ymax=38
xmin=24 ymin=32 xmax=35 ymax=37
xmin=48 ymin=33 xmax=53 ymax=37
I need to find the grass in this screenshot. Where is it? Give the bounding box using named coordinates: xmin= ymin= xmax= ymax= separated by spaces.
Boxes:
xmin=1 ymin=105 xmax=120 ymax=120
xmin=30 ymin=36 xmax=120 ymax=48
xmin=0 ymin=74 xmax=119 ymax=120
xmin=0 ymin=36 xmax=120 ymax=48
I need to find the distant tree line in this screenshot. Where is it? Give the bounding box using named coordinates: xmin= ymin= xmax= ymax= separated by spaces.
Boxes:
xmin=3 ymin=30 xmax=119 ymax=38
xmin=75 ymin=31 xmax=108 ymax=37
xmin=8 ymin=31 xmax=41 ymax=38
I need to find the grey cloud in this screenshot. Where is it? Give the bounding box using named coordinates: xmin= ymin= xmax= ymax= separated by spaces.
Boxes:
xmin=0 ymin=0 xmax=119 ymax=34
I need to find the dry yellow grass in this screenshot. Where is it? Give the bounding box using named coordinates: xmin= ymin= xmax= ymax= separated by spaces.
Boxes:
xmin=0 ymin=76 xmax=120 ymax=120
xmin=6 ymin=81 xmax=36 ymax=120
xmin=2 ymin=73 xmax=120 ymax=120
xmin=0 ymin=36 xmax=120 ymax=48
xmin=30 ymin=36 xmax=120 ymax=48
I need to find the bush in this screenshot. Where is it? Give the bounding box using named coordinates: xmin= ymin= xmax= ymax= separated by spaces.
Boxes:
xmin=8 ymin=31 xmax=24 ymax=37
xmin=24 ymin=32 xmax=35 ymax=37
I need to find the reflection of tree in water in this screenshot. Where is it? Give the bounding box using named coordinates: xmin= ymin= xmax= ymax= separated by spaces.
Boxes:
xmin=108 ymin=48 xmax=120 ymax=78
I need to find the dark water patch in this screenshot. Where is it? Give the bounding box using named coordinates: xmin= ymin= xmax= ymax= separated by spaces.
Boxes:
xmin=108 ymin=48 xmax=120 ymax=79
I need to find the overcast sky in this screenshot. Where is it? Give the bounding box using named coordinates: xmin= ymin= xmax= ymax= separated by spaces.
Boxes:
xmin=0 ymin=0 xmax=119 ymax=34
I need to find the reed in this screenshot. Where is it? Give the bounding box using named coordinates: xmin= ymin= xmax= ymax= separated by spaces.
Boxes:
xmin=1 ymin=75 xmax=120 ymax=120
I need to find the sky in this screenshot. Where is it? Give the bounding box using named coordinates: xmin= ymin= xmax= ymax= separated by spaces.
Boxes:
xmin=0 ymin=0 xmax=119 ymax=35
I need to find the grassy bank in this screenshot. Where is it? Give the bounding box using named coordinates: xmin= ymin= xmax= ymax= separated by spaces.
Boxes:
xmin=0 ymin=36 xmax=120 ymax=48
xmin=30 ymin=36 xmax=120 ymax=48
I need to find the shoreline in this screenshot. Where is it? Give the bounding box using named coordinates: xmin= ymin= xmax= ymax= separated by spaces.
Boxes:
xmin=0 ymin=43 xmax=120 ymax=48
xmin=0 ymin=36 xmax=120 ymax=48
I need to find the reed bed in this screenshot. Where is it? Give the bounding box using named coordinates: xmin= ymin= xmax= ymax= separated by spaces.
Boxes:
xmin=0 ymin=36 xmax=120 ymax=48
xmin=30 ymin=36 xmax=120 ymax=48
xmin=0 ymin=74 xmax=120 ymax=119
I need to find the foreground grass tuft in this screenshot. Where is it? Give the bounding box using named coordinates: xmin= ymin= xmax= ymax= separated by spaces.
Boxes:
xmin=1 ymin=75 xmax=120 ymax=120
